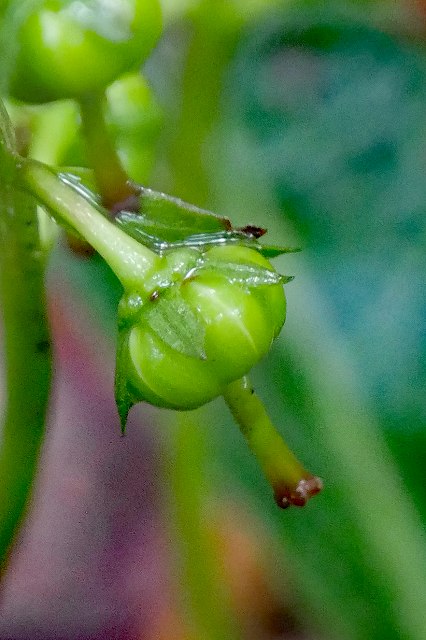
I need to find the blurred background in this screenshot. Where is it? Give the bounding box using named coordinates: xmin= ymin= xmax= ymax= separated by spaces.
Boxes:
xmin=1 ymin=0 xmax=426 ymax=638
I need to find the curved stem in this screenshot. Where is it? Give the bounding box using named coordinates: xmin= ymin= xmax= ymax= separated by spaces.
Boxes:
xmin=79 ymin=90 xmax=134 ymax=210
xmin=224 ymin=377 xmax=322 ymax=508
xmin=0 ymin=105 xmax=51 ymax=573
xmin=20 ymin=159 xmax=161 ymax=293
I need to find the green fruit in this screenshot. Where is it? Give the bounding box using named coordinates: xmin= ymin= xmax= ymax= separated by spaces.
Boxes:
xmin=106 ymin=73 xmax=163 ymax=182
xmin=106 ymin=73 xmax=162 ymax=142
xmin=120 ymin=244 xmax=287 ymax=411
xmin=9 ymin=0 xmax=162 ymax=103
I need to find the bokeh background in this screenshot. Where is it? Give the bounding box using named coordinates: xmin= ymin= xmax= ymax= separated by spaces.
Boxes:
xmin=0 ymin=0 xmax=426 ymax=638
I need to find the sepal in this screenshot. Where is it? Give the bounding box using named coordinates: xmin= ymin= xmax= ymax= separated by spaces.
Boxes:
xmin=196 ymin=259 xmax=290 ymax=287
xmin=116 ymin=186 xmax=231 ymax=242
xmin=55 ymin=169 xmax=300 ymax=263
xmin=142 ymin=287 xmax=206 ymax=359
xmin=258 ymin=244 xmax=301 ymax=258
xmin=115 ymin=329 xmax=135 ymax=434
xmin=117 ymin=206 xmax=301 ymax=261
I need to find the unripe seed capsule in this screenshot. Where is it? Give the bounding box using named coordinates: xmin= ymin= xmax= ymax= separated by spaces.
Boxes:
xmin=9 ymin=0 xmax=162 ymax=103
xmin=121 ymin=244 xmax=287 ymax=411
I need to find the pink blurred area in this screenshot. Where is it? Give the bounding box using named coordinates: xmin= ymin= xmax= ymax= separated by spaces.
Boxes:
xmin=0 ymin=278 xmax=174 ymax=640
xmin=0 ymin=273 xmax=310 ymax=640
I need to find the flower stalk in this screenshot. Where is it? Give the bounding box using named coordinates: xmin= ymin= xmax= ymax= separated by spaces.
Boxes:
xmin=79 ymin=90 xmax=135 ymax=210
xmin=224 ymin=377 xmax=322 ymax=508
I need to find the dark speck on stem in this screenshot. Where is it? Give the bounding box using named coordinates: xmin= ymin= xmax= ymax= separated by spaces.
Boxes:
xmin=36 ymin=339 xmax=51 ymax=354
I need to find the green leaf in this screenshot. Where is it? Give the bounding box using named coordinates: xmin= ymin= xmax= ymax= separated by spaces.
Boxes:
xmin=258 ymin=244 xmax=301 ymax=258
xmin=116 ymin=187 xmax=231 ymax=243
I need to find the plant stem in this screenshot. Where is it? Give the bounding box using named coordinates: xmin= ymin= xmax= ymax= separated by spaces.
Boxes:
xmin=79 ymin=91 xmax=134 ymax=210
xmin=169 ymin=412 xmax=240 ymax=640
xmin=168 ymin=1 xmax=242 ymax=206
xmin=0 ymin=103 xmax=52 ymax=573
xmin=20 ymin=159 xmax=161 ymax=293
xmin=223 ymin=377 xmax=322 ymax=508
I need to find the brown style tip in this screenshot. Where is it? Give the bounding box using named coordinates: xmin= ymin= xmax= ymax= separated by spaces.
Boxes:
xmin=274 ymin=476 xmax=323 ymax=509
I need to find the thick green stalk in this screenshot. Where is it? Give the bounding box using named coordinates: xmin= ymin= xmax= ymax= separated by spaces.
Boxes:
xmin=21 ymin=159 xmax=161 ymax=293
xmin=0 ymin=103 xmax=51 ymax=572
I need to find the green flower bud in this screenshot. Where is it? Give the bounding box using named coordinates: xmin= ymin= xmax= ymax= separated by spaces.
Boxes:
xmin=8 ymin=0 xmax=162 ymax=103
xmin=117 ymin=244 xmax=287 ymax=418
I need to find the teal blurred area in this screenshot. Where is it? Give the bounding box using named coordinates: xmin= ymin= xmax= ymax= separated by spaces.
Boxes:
xmin=225 ymin=7 xmax=426 ymax=439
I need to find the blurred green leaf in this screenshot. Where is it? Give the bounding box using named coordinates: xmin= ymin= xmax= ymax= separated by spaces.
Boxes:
xmin=229 ymin=6 xmax=426 ymax=439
